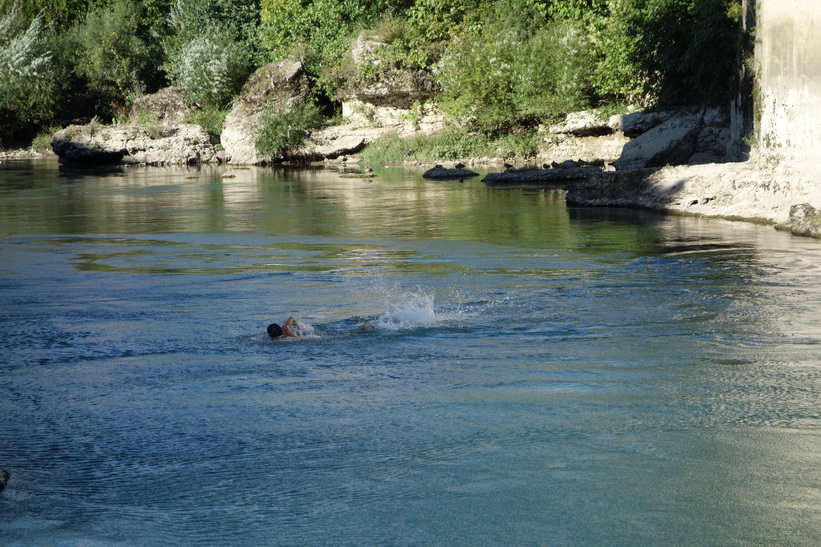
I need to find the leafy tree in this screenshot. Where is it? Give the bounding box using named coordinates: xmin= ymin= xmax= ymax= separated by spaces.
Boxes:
xmin=0 ymin=0 xmax=100 ymax=31
xmin=593 ymin=0 xmax=740 ymax=105
xmin=0 ymin=0 xmax=745 ymax=143
xmin=259 ymin=0 xmax=393 ymax=98
xmin=627 ymin=0 xmax=739 ymax=104
xmin=65 ymin=0 xmax=151 ymax=114
xmin=0 ymin=6 xmax=57 ymax=143
xmin=163 ymin=0 xmax=253 ymax=107
xmin=164 ymin=31 xmax=250 ymax=107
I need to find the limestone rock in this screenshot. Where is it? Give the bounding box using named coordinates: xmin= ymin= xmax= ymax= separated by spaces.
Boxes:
xmin=51 ymin=123 xmax=221 ymax=166
xmin=608 ymin=110 xmax=674 ymax=138
xmin=540 ymin=133 xmax=629 ymax=167
xmin=613 ymin=110 xmax=704 ymax=171
xmin=778 ymin=203 xmax=821 ymax=238
xmin=341 ymin=100 xmax=445 ymax=135
xmin=344 ymin=33 xmax=437 ymax=109
xmin=549 ymin=111 xmax=613 ymax=137
xmin=295 ymin=134 xmax=367 ymax=161
xmin=221 ymin=61 xmax=311 ymax=165
xmin=129 ymin=87 xmax=192 ymax=124
xmin=352 ymin=71 xmax=437 ymax=109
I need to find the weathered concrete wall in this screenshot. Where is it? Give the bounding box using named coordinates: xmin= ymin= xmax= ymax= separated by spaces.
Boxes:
xmin=757 ymin=0 xmax=821 ymax=161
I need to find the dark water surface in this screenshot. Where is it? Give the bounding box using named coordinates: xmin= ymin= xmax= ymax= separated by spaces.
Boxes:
xmin=1 ymin=159 xmax=819 ymax=545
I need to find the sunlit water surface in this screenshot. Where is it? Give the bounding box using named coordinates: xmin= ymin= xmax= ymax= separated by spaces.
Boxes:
xmin=1 ymin=160 xmax=819 ymax=545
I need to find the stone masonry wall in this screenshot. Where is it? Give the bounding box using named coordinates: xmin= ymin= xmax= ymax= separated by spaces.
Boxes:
xmin=757 ymin=0 xmax=821 ymax=162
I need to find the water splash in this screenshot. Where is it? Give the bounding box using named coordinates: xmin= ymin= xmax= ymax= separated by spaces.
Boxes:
xmin=292 ymin=319 xmax=318 ymax=339
xmin=372 ymin=289 xmax=472 ymax=331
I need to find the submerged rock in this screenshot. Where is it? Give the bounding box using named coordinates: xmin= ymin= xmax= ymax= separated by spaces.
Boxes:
xmin=483 ymin=166 xmax=603 ymax=185
xmin=0 ymin=468 xmax=9 ymax=492
xmin=422 ymin=165 xmax=480 ymax=180
xmin=564 ymin=170 xmax=667 ymax=209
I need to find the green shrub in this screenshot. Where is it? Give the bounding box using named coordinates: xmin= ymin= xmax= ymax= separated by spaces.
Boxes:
xmin=259 ymin=0 xmax=394 ymax=98
xmin=167 ymin=0 xmax=260 ymax=47
xmin=184 ymin=106 xmax=229 ymax=137
xmin=31 ymin=124 xmax=60 ymax=153
xmin=255 ymin=102 xmax=324 ymax=159
xmin=163 ymin=0 xmax=253 ymax=108
xmin=359 ymin=127 xmax=542 ymax=165
xmin=435 ymin=21 xmax=593 ymax=131
xmin=164 ymin=31 xmax=250 ymax=108
xmin=494 ymin=131 xmax=543 ymax=159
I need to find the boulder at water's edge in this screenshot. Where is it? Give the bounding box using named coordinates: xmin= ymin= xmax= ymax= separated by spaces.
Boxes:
xmin=221 ymin=60 xmax=311 ymax=165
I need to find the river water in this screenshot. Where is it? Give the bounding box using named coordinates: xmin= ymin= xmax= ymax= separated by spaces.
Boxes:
xmin=0 ymin=159 xmax=819 ymax=545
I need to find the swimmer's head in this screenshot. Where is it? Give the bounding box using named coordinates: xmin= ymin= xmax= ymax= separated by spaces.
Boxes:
xmin=267 ymin=323 xmax=283 ymax=338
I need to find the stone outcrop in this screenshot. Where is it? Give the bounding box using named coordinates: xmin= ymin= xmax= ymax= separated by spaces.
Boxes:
xmin=422 ymin=165 xmax=480 ymax=180
xmin=612 ymin=110 xmax=704 ymax=170
xmin=611 ymin=107 xmax=732 ymax=170
xmin=548 ymin=111 xmax=614 ymax=138
xmin=0 ymin=468 xmax=9 ymax=492
xmin=776 ymin=203 xmax=821 ymax=238
xmin=128 ymin=87 xmax=193 ymax=124
xmin=539 ymin=107 xmax=733 ymax=170
xmin=564 ymin=159 xmax=821 ymax=238
xmin=294 ymin=126 xmax=378 ymax=161
xmin=341 ymin=100 xmax=445 ymax=135
xmin=346 ymin=34 xmax=437 ymax=109
xmin=51 ymin=123 xmax=221 ymax=166
xmin=539 ymin=132 xmax=629 ymax=167
xmin=221 ymin=60 xmax=311 ymax=165
xmin=608 ymin=110 xmax=674 ymax=138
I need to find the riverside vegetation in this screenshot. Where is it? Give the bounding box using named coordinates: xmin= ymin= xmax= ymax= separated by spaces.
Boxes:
xmin=1 ymin=0 xmax=746 ymax=161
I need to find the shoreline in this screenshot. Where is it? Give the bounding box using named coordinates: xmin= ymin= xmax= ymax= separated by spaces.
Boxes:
xmin=565 ymin=158 xmax=821 ymax=237
xmin=0 ymin=149 xmax=51 ymax=160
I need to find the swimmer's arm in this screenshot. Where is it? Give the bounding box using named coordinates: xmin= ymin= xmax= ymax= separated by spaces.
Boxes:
xmin=282 ymin=316 xmax=298 ymax=337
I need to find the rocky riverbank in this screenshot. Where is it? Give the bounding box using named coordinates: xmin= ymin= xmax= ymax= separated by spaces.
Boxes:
xmin=20 ymin=59 xmax=821 ymax=238
xmin=563 ymin=157 xmax=821 ymax=237
xmin=0 ymin=148 xmax=51 ymax=160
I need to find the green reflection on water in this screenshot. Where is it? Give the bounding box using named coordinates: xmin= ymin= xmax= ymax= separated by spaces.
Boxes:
xmin=0 ymin=160 xmax=668 ymax=257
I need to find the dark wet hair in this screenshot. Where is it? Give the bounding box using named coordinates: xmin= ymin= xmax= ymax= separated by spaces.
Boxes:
xmin=267 ymin=323 xmax=283 ymax=338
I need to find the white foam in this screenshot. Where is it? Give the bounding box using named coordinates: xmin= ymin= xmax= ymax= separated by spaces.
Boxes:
xmin=372 ymin=289 xmax=473 ymax=331
xmin=292 ymin=319 xmax=319 ymax=339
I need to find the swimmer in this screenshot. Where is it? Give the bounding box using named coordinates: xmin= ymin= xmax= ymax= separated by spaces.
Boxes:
xmin=267 ymin=316 xmax=299 ymax=338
